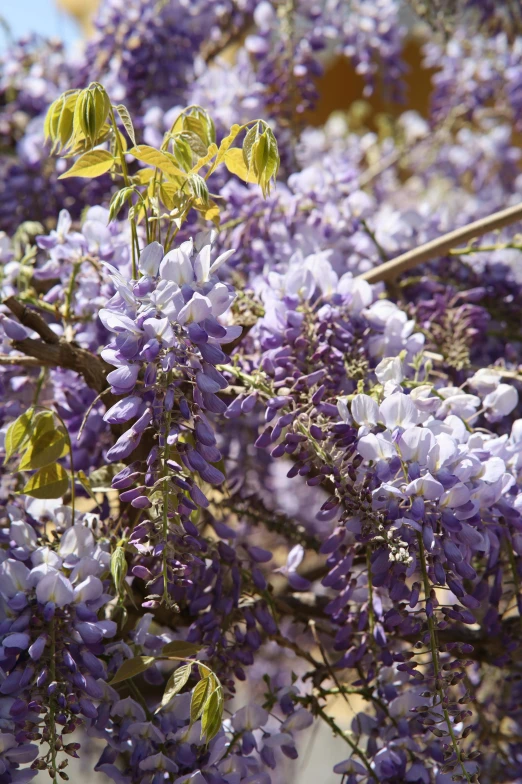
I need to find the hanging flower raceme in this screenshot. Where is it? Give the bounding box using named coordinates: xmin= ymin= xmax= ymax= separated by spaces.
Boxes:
xmin=0 ymin=501 xmax=113 ymax=780
xmin=100 ymin=229 xmax=239 ymax=473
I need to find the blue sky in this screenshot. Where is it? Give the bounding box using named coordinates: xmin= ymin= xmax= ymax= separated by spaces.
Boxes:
xmin=1 ymin=0 xmax=80 ymax=51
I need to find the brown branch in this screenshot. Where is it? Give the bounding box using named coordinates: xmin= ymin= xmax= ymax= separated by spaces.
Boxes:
xmin=5 ymin=296 xmax=60 ymax=343
xmin=359 ymin=201 xmax=522 ymax=284
xmin=3 ymin=296 xmax=113 ymax=400
xmin=201 ymin=15 xmax=252 ymax=63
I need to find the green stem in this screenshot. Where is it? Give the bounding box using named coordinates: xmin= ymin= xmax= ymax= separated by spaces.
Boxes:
xmin=366 ymin=549 xmax=375 ymax=636
xmin=32 ymin=367 xmax=48 ymax=406
xmin=128 ymin=679 xmax=153 ymax=720
xmin=417 ymin=533 xmax=471 ymax=783
xmin=51 ymin=409 xmax=76 ymax=519
xmin=449 ymin=242 xmax=522 ymax=256
xmin=311 ymin=701 xmax=378 ymax=781
xmin=163 ymin=197 xmax=194 ymax=252
xmin=63 ymin=259 xmax=82 ymax=321
xmin=506 ymin=538 xmax=522 ymax=608
xmin=360 ymin=218 xmax=388 ymax=263
xmin=161 ymin=371 xmax=173 ymax=606
xmin=109 ymin=106 xmax=139 ymax=278
xmin=48 ymin=619 xmax=58 ymax=784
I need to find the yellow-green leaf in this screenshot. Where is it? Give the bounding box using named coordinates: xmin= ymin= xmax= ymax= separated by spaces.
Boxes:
xmin=59 ymin=149 xmax=114 ymax=179
xmin=156 ymin=663 xmax=193 ymax=713
xmin=215 ymin=124 xmax=241 ymax=166
xmin=201 ymin=688 xmax=223 ymax=742
xmin=253 ymin=133 xmax=269 ymax=178
xmin=190 ymin=677 xmax=211 ymax=724
xmin=224 ymin=148 xmax=258 ymax=184
xmin=23 ymin=463 xmax=69 ymax=499
xmin=133 ymin=167 xmax=156 ymax=185
xmin=44 ymin=91 xmax=79 ymax=151
xmin=73 ymin=85 xmax=110 ymax=149
xmin=4 ymin=408 xmax=35 ymax=463
xmin=191 ymin=143 xmax=218 ymax=173
xmin=162 ymin=640 xmax=201 ymax=658
xmin=129 ymin=145 xmax=187 ymax=180
xmin=18 ymin=429 xmax=67 ymax=471
xmin=116 ymin=104 xmax=136 ymax=145
xmin=159 ymin=182 xmax=184 ymax=210
xmin=242 ymin=124 xmax=259 ymax=171
xmin=204 ymin=202 xmax=220 ymax=226
xmin=109 ymin=656 xmax=156 ymax=685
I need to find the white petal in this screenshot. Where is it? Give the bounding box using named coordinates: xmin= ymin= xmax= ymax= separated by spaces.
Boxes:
xmin=159 ymin=248 xmax=194 ymax=285
xmin=209 ymin=249 xmax=235 ymax=275
xmin=177 ymin=293 xmax=212 ymax=325
xmin=351 ymin=394 xmax=379 ymax=427
xmin=36 ymin=571 xmax=74 ymax=607
xmin=405 ymin=473 xmax=443 ymax=500
xmin=194 ymin=244 xmax=211 ymax=283
xmin=380 ymin=392 xmax=417 ymax=430
xmin=98 ymin=309 xmax=140 ymax=335
xmin=206 ymin=283 xmax=233 ymax=316
xmin=139 ymin=242 xmax=164 ymax=276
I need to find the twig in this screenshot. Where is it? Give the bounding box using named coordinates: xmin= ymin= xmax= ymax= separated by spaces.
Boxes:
xmin=360 ymin=202 xmax=522 ymax=284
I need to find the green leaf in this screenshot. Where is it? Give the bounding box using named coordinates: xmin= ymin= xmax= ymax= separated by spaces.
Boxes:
xmin=201 ymin=688 xmax=223 ymax=742
xmin=156 ymin=663 xmax=193 ymax=713
xmin=116 ymin=104 xmax=136 ymax=145
xmin=129 ymin=145 xmax=187 ymax=180
xmin=108 ymin=186 xmax=135 ymax=223
xmin=18 ymin=429 xmax=67 ymax=471
xmin=242 ymin=124 xmax=259 ymax=171
xmin=169 ymin=136 xmax=193 ymax=171
xmin=111 ymin=546 xmax=128 ymax=592
xmin=88 ymin=463 xmax=126 ymax=493
xmin=253 ymin=133 xmax=269 ymax=178
xmin=77 ymin=470 xmax=92 ymax=494
xmin=58 ymin=149 xmax=114 ymax=179
xmin=224 ymin=149 xmax=258 ymax=184
xmin=172 ymin=108 xmax=215 ymax=148
xmin=188 ymin=174 xmax=209 ymax=205
xmin=162 ymin=640 xmax=201 ymax=658
xmin=248 ymin=127 xmax=279 ymax=197
xmin=159 ymin=182 xmax=184 ymax=211
xmin=109 ymin=655 xmax=156 ymax=685
xmin=73 ymin=84 xmax=110 ymax=149
xmin=23 ymin=463 xmax=69 ymax=499
xmin=44 ymin=91 xmax=79 ymax=152
xmin=190 ymin=677 xmax=211 ymax=724
xmin=178 ymin=131 xmax=208 ymax=159
xmin=4 ymin=408 xmax=35 ymax=462
xmin=185 ymin=110 xmax=216 ymax=147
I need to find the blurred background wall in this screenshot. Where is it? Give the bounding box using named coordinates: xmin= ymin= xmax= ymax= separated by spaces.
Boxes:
xmin=1 ymin=0 xmax=433 ymax=127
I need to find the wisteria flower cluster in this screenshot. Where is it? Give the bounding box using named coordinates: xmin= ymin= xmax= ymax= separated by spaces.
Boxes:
xmin=1 ymin=1 xmax=522 ymax=784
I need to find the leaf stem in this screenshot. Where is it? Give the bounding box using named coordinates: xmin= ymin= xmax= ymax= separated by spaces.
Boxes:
xmin=109 ymin=105 xmax=140 ymax=277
